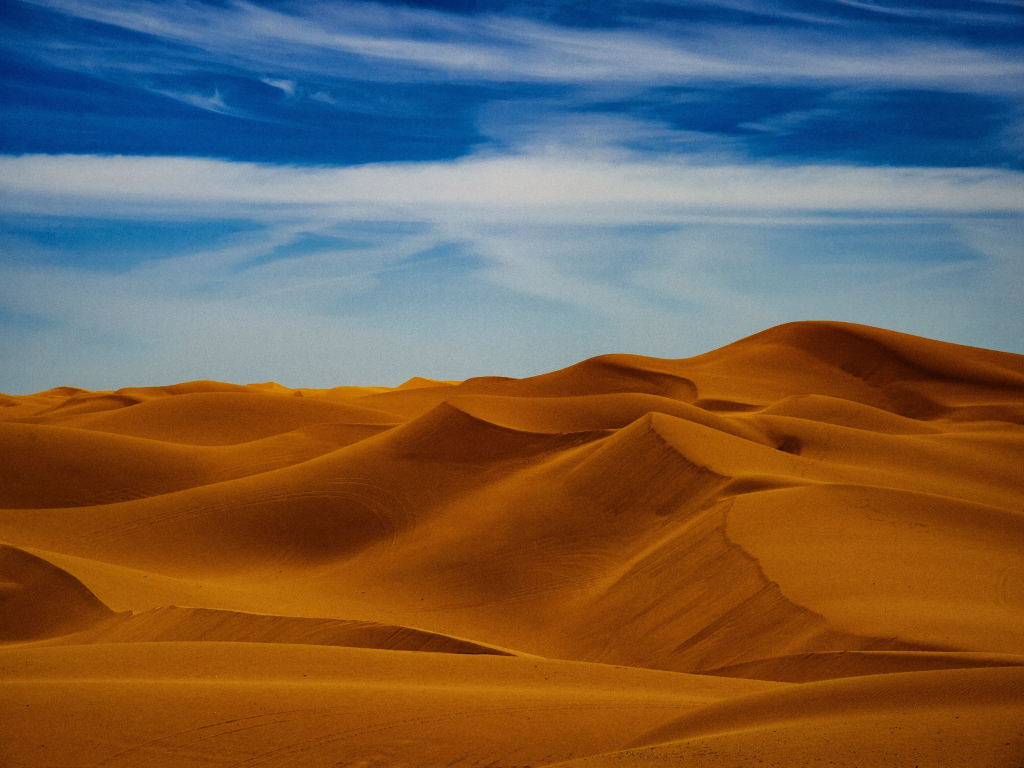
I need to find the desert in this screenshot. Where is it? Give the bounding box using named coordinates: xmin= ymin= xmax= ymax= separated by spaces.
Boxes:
xmin=1 ymin=320 xmax=1023 ymax=767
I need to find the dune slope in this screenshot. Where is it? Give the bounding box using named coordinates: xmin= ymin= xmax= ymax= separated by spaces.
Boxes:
xmin=551 ymin=666 xmax=1024 ymax=767
xmin=1 ymin=320 xmax=1022 ymax=767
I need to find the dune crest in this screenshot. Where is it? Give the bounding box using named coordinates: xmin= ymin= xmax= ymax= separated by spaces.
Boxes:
xmin=1 ymin=321 xmax=1021 ymax=767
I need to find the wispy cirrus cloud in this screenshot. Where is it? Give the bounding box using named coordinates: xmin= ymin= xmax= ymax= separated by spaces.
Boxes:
xmin=16 ymin=0 xmax=1024 ymax=91
xmin=816 ymin=0 xmax=1024 ymax=25
xmin=6 ymin=0 xmax=1022 ymax=168
xmin=260 ymin=78 xmax=296 ymax=97
xmin=150 ymin=87 xmax=236 ymax=115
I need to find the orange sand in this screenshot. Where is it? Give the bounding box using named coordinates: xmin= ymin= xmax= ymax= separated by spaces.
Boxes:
xmin=1 ymin=321 xmax=1022 ymax=767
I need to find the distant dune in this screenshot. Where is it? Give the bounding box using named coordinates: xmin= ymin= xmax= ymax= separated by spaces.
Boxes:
xmin=1 ymin=321 xmax=1022 ymax=767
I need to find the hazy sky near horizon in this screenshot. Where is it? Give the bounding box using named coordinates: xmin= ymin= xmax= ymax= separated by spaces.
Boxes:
xmin=2 ymin=0 xmax=1023 ymax=392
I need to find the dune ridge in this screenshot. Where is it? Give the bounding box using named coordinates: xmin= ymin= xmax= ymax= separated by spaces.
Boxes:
xmin=1 ymin=321 xmax=1021 ymax=767
xmin=44 ymin=605 xmax=517 ymax=656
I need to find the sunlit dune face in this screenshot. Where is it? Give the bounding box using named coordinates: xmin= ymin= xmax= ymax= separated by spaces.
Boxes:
xmin=1 ymin=320 xmax=1023 ymax=767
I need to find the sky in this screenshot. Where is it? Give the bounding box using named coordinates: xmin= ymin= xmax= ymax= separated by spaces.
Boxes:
xmin=1 ymin=0 xmax=1023 ymax=393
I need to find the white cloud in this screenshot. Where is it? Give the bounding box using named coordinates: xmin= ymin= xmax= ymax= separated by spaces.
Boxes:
xmin=150 ymin=87 xmax=235 ymax=115
xmin=21 ymin=0 xmax=1024 ymax=92
xmin=309 ymin=91 xmax=337 ymax=105
xmin=738 ymin=108 xmax=836 ymax=135
xmin=474 ymin=106 xmax=739 ymax=158
xmin=3 ymin=153 xmax=1023 ymax=222
xmin=820 ymin=0 xmax=1024 ymax=25
xmin=261 ymin=78 xmax=297 ymax=96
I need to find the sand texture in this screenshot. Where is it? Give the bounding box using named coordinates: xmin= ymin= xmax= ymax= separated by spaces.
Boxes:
xmin=1 ymin=321 xmax=1022 ymax=767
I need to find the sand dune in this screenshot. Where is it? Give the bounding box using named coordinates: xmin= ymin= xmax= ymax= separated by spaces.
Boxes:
xmin=20 ymin=389 xmax=403 ymax=445
xmin=556 ymin=666 xmax=1024 ymax=767
xmin=0 ymin=420 xmax=396 ymax=508
xmin=46 ymin=605 xmax=517 ymax=656
xmin=701 ymin=650 xmax=1024 ymax=682
xmin=1 ymin=321 xmax=1022 ymax=767
xmin=0 ymin=543 xmax=114 ymax=642
xmin=0 ymin=642 xmax=776 ymax=768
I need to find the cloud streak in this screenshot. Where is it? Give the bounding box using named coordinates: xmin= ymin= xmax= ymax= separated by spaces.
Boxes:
xmin=19 ymin=0 xmax=1024 ymax=92
xmin=3 ymin=153 xmax=1023 ymax=221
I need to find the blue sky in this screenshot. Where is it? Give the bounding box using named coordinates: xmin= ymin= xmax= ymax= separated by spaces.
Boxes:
xmin=1 ymin=0 xmax=1023 ymax=392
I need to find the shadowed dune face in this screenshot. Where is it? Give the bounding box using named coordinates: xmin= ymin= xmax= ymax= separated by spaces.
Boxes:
xmin=0 ymin=544 xmax=115 ymax=642
xmin=1 ymin=320 xmax=1022 ymax=768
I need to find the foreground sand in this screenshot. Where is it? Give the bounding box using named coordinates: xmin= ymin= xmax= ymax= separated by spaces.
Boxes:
xmin=1 ymin=321 xmax=1022 ymax=766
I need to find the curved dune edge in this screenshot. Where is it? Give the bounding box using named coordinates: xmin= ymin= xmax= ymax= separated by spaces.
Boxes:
xmin=40 ymin=605 xmax=518 ymax=656
xmin=0 ymin=543 xmax=516 ymax=657
xmin=699 ymin=650 xmax=1024 ymax=682
xmin=0 ymin=543 xmax=115 ymax=642
xmin=632 ymin=665 xmax=1024 ymax=746
xmin=547 ymin=667 xmax=1024 ymax=768
xmin=0 ymin=321 xmax=1022 ymax=767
